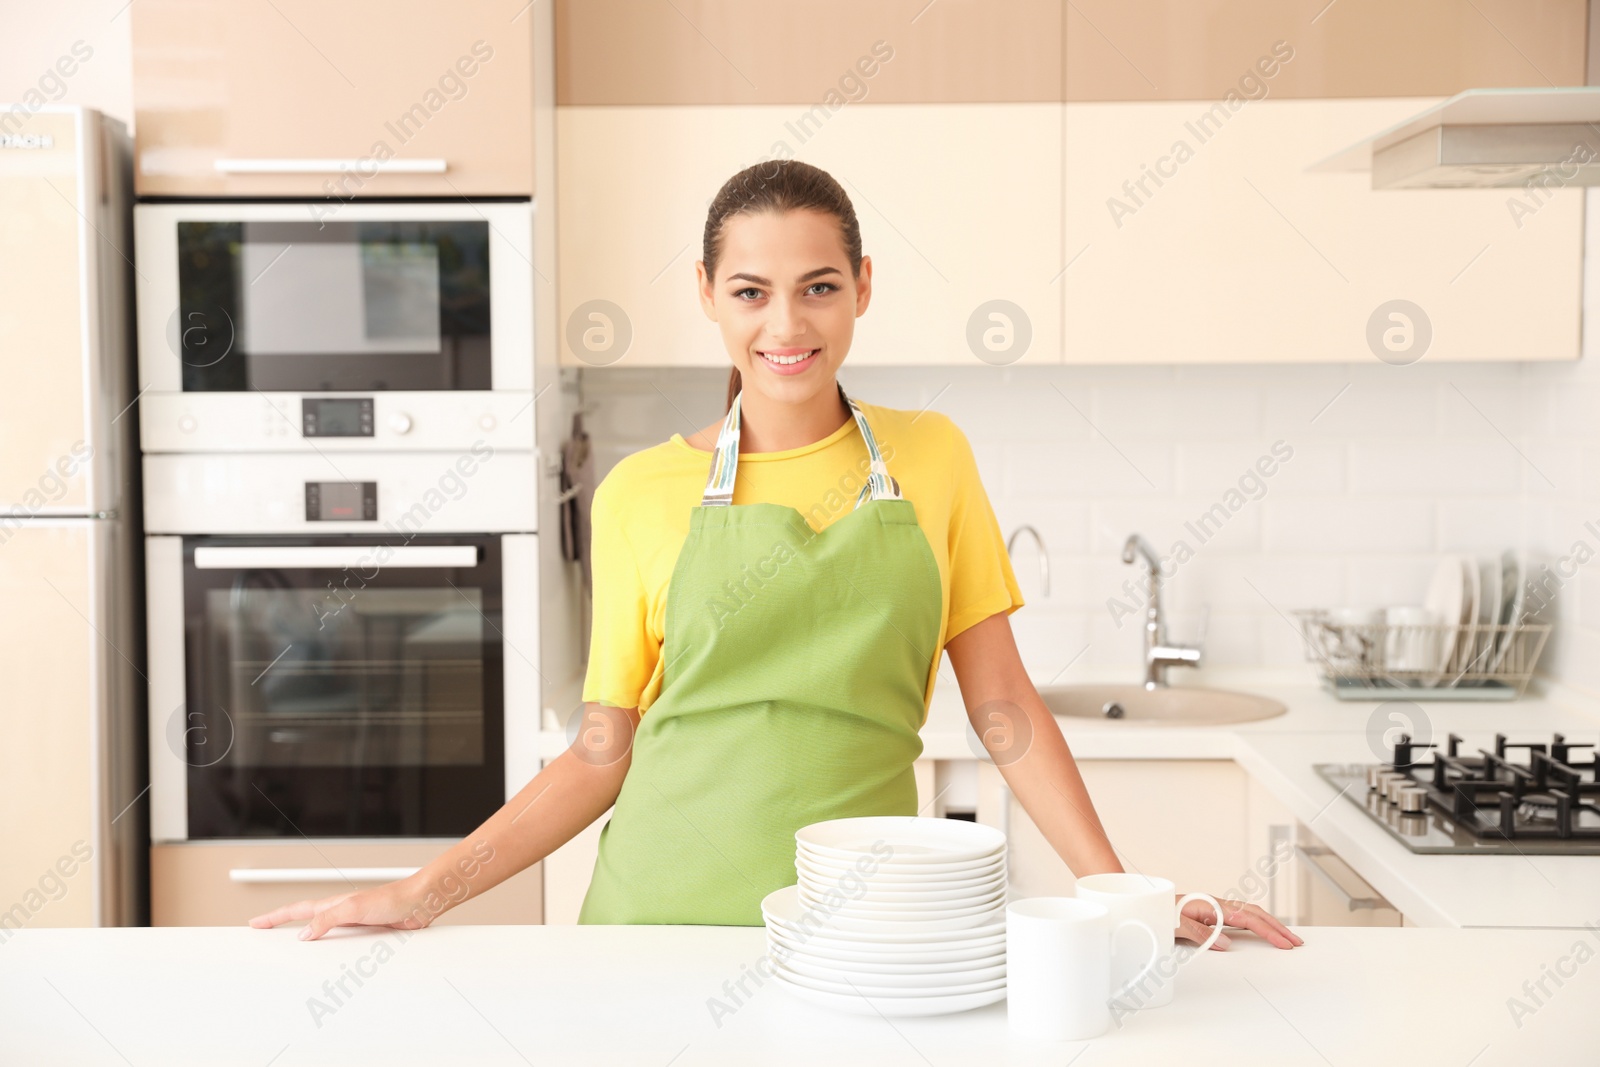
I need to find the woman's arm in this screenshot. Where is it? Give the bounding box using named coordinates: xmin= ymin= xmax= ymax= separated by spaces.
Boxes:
xmin=943 ymin=613 xmax=1301 ymax=950
xmin=250 ymin=703 xmax=640 ymax=939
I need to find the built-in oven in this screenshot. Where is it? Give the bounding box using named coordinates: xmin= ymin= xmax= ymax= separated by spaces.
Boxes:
xmin=133 ymin=201 xmax=535 ymax=454
xmin=144 ymin=451 xmax=541 ymax=843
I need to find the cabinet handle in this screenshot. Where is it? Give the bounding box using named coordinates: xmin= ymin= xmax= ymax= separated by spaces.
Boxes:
xmin=193 ymin=545 xmax=478 ymax=569
xmin=1292 ymin=844 xmax=1385 ymax=912
xmin=214 ymin=158 xmax=448 ymax=175
xmin=229 ymin=866 xmax=420 ymax=883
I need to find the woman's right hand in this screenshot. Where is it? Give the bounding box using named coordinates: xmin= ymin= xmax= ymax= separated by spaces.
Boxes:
xmin=248 ymin=875 xmax=442 ymax=941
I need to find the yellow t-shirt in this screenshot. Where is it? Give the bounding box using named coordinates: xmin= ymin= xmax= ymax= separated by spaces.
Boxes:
xmin=580 ymin=400 xmax=1025 ymax=720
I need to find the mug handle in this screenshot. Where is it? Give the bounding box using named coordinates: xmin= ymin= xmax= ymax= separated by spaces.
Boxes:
xmin=1177 ymin=891 xmax=1226 ymax=952
xmin=1108 ymin=918 xmax=1161 ymax=1002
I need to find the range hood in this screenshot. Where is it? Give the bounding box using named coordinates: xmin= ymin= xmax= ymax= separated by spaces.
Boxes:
xmin=1311 ymin=87 xmax=1600 ymax=189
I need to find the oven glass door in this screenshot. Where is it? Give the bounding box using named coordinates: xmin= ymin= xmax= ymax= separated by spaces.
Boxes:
xmin=177 ymin=219 xmax=491 ymax=392
xmin=181 ymin=535 xmax=503 ymax=838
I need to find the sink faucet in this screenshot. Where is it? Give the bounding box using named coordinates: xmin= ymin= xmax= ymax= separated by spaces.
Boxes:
xmin=1121 ymin=533 xmax=1201 ymax=689
xmin=1006 ymin=524 xmax=1049 ymax=596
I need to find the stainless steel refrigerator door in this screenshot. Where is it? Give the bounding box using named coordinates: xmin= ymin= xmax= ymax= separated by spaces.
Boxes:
xmin=0 ymin=106 xmax=133 ymax=517
xmin=0 ymin=518 xmax=143 ymax=929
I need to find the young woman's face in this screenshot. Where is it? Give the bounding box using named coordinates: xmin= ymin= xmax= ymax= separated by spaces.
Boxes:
xmin=697 ymin=208 xmax=872 ymax=405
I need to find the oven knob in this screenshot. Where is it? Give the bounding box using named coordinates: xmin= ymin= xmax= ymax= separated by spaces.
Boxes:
xmin=1397 ymin=786 xmax=1428 ymax=814
xmin=1384 ymin=777 xmax=1411 ymax=805
xmin=178 ymin=414 xmax=197 ymax=434
xmin=388 ymin=413 xmax=413 ymax=435
xmin=478 ymin=413 xmax=497 ymax=431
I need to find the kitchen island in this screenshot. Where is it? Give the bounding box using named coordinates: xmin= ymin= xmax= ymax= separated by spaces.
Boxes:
xmin=2 ymin=922 xmax=1593 ymax=1065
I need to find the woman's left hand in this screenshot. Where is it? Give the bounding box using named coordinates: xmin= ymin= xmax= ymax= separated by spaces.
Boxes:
xmin=1177 ymin=895 xmax=1304 ymax=950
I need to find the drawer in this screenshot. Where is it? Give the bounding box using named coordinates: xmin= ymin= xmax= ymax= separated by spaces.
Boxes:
xmin=152 ymin=841 xmax=541 ymax=927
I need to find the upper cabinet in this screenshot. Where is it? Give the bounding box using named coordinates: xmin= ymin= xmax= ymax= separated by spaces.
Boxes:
xmin=555 ymin=0 xmax=1587 ymax=365
xmin=130 ymin=0 xmax=536 ymax=198
xmin=557 ymin=104 xmax=1063 ymax=368
xmin=1063 ymin=97 xmax=1584 ymax=363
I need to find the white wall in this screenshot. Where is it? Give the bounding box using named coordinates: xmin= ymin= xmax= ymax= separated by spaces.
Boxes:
xmin=579 ymin=339 xmax=1595 ymax=693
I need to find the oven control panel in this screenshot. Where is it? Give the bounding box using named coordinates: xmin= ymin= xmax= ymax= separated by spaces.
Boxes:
xmin=305 ymin=481 xmax=378 ymax=522
xmin=138 ymin=392 xmax=535 ymax=453
xmin=302 ymin=398 xmax=374 ymax=438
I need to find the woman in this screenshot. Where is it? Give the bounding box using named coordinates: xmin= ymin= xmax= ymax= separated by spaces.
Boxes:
xmin=251 ymin=160 xmax=1302 ymax=952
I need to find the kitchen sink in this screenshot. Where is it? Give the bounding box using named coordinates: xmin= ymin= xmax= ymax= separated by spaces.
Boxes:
xmin=1037 ymin=684 xmax=1287 ymax=725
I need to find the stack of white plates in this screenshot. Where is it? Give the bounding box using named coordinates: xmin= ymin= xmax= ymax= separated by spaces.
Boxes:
xmin=760 ymin=817 xmax=1008 ymax=1017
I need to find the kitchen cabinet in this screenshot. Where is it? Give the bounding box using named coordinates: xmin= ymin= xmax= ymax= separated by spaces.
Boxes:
xmin=556 ymin=104 xmax=1062 ymax=369
xmin=151 ymin=841 xmax=542 ymax=927
xmin=129 ymin=0 xmax=535 ymax=197
xmin=1063 ymin=97 xmax=1583 ymax=363
xmin=555 ymin=0 xmax=1062 ymax=105
xmin=1292 ymin=822 xmax=1403 ymax=928
xmin=979 ymin=760 xmax=1251 ymax=899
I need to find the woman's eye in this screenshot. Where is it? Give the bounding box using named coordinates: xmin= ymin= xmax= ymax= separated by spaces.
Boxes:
xmin=807 ymin=283 xmax=837 ymax=296
xmin=733 ymin=287 xmax=762 ymax=300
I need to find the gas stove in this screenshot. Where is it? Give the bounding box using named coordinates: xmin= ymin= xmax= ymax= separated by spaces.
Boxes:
xmin=1314 ymin=732 xmax=1600 ymax=855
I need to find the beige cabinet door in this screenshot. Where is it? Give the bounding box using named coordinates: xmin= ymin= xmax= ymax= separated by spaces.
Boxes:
xmin=1063 ymin=98 xmax=1583 ymax=363
xmin=130 ymin=0 xmax=535 ymax=197
xmin=151 ymin=841 xmax=543 ymax=926
xmin=983 ymin=759 xmax=1249 ymax=899
xmin=0 ymin=523 xmax=96 ymax=929
xmin=558 ymin=104 xmax=1062 ymax=368
xmin=0 ymin=111 xmax=90 ymax=513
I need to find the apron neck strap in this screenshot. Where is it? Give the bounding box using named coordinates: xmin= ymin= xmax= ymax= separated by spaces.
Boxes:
xmin=700 ymin=382 xmax=902 ymax=508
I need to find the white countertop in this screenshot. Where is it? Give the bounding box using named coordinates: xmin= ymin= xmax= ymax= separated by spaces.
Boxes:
xmin=543 ymin=669 xmax=1600 ymax=930
xmin=3 ymin=923 xmax=1593 ymax=1065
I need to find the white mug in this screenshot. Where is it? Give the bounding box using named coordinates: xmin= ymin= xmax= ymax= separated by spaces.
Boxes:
xmin=1074 ymin=873 xmax=1224 ymax=1011
xmin=1005 ymin=897 xmax=1159 ymax=1041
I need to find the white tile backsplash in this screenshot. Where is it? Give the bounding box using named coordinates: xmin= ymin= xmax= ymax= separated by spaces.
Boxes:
xmin=573 ymin=190 xmax=1600 ymax=694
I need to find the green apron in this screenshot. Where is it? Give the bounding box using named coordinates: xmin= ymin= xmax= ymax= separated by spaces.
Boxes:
xmin=578 ymin=383 xmax=943 ymax=925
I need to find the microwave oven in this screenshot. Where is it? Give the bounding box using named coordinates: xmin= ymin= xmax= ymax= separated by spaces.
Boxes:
xmin=133 ymin=201 xmax=536 ymax=454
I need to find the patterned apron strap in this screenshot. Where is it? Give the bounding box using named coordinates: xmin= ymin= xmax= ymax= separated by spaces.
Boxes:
xmin=700 ymin=382 xmax=901 ymax=508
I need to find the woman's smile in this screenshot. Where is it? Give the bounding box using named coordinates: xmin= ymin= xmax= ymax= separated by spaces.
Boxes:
xmin=757 ymin=347 xmax=821 ymax=374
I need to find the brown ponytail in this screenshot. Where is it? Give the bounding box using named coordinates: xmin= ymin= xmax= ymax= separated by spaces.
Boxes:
xmin=703 ymin=160 xmax=862 ymax=412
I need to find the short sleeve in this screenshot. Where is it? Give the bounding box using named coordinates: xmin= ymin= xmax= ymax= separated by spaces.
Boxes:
xmin=943 ymin=419 xmax=1025 ymax=642
xmin=580 ymin=471 xmax=657 ymax=710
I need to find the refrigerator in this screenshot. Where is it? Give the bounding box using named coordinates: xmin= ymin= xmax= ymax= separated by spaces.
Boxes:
xmin=0 ymin=105 xmax=144 ymax=929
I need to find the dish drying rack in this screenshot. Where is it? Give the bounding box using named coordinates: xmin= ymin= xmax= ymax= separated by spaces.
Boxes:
xmin=1292 ymin=609 xmax=1551 ymax=701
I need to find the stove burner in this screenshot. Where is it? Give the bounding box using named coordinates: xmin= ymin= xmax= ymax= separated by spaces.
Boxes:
xmin=1315 ymin=730 xmax=1600 ymax=856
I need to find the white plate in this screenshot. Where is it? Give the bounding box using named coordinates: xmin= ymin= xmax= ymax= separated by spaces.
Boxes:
xmin=779 ymin=955 xmax=1007 ymax=989
xmin=773 ymin=961 xmax=1007 ymax=999
xmin=1422 ymin=556 xmax=1467 ymax=683
xmin=796 ymin=817 xmax=1006 ymax=865
xmin=1473 ymin=555 xmax=1501 ymax=673
xmin=796 ymin=851 xmax=1004 ymax=883
xmin=772 ymin=971 xmax=1007 ymax=1017
xmin=770 ymin=940 xmax=1004 ymax=974
xmin=773 ymin=904 xmax=1004 ymax=936
xmin=1458 ymin=554 xmax=1480 ymax=674
xmin=767 ymin=927 xmax=1007 ymax=963
xmin=763 ymin=887 xmax=1006 ymax=943
xmin=1491 ymin=549 xmax=1526 ymax=671
xmin=797 ymin=887 xmax=1007 ymax=920
xmin=796 ymin=873 xmax=1006 ymax=904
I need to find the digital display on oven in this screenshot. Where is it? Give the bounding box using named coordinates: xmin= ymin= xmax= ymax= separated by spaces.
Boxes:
xmin=302 ymin=397 xmax=374 ymax=437
xmin=305 ymin=481 xmax=378 ymax=522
